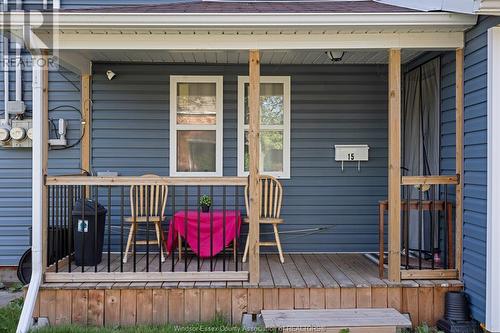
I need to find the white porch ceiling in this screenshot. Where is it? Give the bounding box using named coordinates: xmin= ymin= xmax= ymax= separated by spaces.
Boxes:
xmin=62 ymin=49 xmax=424 ymax=67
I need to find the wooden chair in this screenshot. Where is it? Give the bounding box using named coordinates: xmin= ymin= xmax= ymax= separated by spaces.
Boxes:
xmin=123 ymin=175 xmax=168 ymax=263
xmin=242 ymin=175 xmax=285 ymax=263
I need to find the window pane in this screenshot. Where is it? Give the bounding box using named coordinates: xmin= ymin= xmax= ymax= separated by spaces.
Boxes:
xmin=244 ymin=83 xmax=284 ymax=125
xmin=244 ymin=130 xmax=284 ymax=173
xmin=261 ymin=131 xmax=283 ymax=172
xmin=177 ymin=82 xmax=217 ymax=125
xmin=177 ymin=130 xmax=216 ymax=172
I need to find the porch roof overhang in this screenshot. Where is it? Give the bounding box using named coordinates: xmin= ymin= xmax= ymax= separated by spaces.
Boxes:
xmin=1 ymin=9 xmax=476 ymax=74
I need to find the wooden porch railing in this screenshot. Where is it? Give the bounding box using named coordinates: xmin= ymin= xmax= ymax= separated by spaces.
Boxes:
xmin=44 ymin=175 xmax=249 ymax=283
xmin=381 ymin=175 xmax=460 ymax=280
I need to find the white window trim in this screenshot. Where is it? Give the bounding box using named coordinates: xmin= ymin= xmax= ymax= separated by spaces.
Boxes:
xmin=237 ymin=76 xmax=291 ymax=179
xmin=486 ymin=26 xmax=500 ymax=333
xmin=169 ymin=75 xmax=223 ymax=177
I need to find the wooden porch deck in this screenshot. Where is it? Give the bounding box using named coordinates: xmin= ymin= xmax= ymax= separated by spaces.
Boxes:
xmin=36 ymin=254 xmax=462 ymax=327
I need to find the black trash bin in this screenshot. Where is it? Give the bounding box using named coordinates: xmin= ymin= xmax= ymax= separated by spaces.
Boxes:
xmin=72 ymin=199 xmax=107 ymax=266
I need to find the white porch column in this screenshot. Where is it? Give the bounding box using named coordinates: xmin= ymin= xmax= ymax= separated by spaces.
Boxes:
xmin=486 ymin=26 xmax=500 ymax=333
xmin=16 ymin=53 xmax=48 ymax=333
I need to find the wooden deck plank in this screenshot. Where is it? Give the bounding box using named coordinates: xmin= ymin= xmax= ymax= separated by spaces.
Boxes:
xmin=267 ymin=254 xmax=291 ymax=288
xmin=200 ymin=289 xmax=216 ymax=321
xmin=152 ymin=289 xmax=168 ymax=324
xmin=55 ymin=290 xmax=72 ymax=325
xmin=261 ymin=308 xmax=412 ymax=328
xmin=120 ymin=289 xmax=137 ymax=326
xmin=316 ymin=254 xmax=354 ymax=288
xmin=291 ymin=254 xmax=323 ymax=288
xmin=329 ymin=254 xmax=371 ymax=288
xmin=136 ymin=289 xmax=153 ymax=325
xmin=282 ymin=254 xmax=306 ymax=288
xmin=104 ymin=290 xmax=120 ymax=327
xmin=88 ymin=290 xmax=105 ymax=326
xmin=263 ymin=288 xmax=279 ymax=310
xmin=258 ymin=255 xmax=274 ymax=288
xmin=184 ymin=289 xmax=201 ymax=322
xmin=350 ymin=254 xmax=388 ymax=288
xmin=71 ymin=290 xmax=88 ymax=325
xmin=232 ymin=289 xmax=248 ymax=324
xmin=304 ymin=254 xmax=340 ymax=288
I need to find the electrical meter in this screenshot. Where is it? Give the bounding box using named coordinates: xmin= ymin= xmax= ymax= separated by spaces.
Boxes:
xmin=10 ymin=127 xmax=26 ymax=141
xmin=27 ymin=128 xmax=33 ymax=140
xmin=0 ymin=128 xmax=10 ymax=142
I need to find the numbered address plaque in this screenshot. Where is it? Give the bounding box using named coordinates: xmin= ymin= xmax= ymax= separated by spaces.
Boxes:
xmin=334 ymin=145 xmax=370 ymax=161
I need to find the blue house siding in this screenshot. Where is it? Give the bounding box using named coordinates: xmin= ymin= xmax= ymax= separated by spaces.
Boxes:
xmin=0 ymin=59 xmax=81 ymax=266
xmin=91 ymin=63 xmax=389 ymax=252
xmin=462 ymin=15 xmax=500 ymax=323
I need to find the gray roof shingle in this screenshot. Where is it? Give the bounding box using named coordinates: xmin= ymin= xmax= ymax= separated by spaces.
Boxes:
xmin=60 ymin=1 xmax=419 ymax=13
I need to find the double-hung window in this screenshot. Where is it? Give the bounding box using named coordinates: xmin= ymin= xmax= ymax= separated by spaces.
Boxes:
xmin=170 ymin=76 xmax=223 ymax=176
xmin=237 ymin=76 xmax=291 ymax=178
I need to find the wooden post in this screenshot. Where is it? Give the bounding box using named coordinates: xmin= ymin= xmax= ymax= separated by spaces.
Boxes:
xmin=455 ymin=48 xmax=464 ymax=277
xmin=388 ymin=49 xmax=401 ymax=282
xmin=248 ymin=50 xmax=260 ymax=285
xmin=41 ymin=52 xmax=49 ymax=272
xmin=81 ymin=75 xmax=91 ymax=174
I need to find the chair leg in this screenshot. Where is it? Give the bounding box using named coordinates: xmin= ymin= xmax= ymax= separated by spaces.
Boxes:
xmin=154 ymin=222 xmax=165 ymax=262
xmin=273 ymin=224 xmax=285 ymax=263
xmin=123 ymin=223 xmax=136 ymax=263
xmin=242 ymin=232 xmax=250 ymax=263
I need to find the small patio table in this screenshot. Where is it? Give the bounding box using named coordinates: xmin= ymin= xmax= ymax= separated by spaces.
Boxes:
xmin=165 ymin=210 xmax=241 ymax=258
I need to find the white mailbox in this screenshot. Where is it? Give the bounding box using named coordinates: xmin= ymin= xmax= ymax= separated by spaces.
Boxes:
xmin=334 ymin=144 xmax=369 ymax=171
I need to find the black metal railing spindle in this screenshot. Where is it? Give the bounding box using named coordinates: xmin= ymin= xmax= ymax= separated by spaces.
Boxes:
xmin=418 ymin=187 xmax=423 ymax=270
xmin=68 ymin=186 xmax=73 ymax=272
xmin=210 ymin=186 xmax=214 ymax=272
xmin=120 ymin=186 xmax=124 ymax=273
xmin=171 ymin=186 xmax=176 ymax=272
xmin=235 ymin=186 xmax=239 ymax=271
xmin=444 ymin=185 xmax=449 ymax=268
xmin=107 ymin=186 xmax=111 ymax=272
xmin=146 ymin=186 xmax=150 ymax=273
xmin=94 ymin=186 xmax=99 ymax=273
xmin=81 ymin=185 xmax=86 ymax=273
xmin=197 ymin=185 xmax=201 ymax=272
xmin=184 ymin=185 xmax=188 ymax=272
xmin=222 ymin=185 xmax=226 ymax=271
xmin=430 ymin=185 xmax=435 ymax=270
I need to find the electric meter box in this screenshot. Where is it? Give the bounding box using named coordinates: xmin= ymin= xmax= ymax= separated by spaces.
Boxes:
xmin=335 ymin=144 xmax=369 ymax=161
xmin=10 ymin=119 xmax=32 ymax=148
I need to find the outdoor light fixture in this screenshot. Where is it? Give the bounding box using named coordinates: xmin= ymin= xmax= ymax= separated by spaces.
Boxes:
xmin=106 ymin=70 xmax=117 ymax=81
xmin=326 ymin=50 xmax=345 ymax=62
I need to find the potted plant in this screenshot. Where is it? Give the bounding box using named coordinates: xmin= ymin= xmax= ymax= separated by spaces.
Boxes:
xmin=199 ymin=195 xmax=212 ymax=213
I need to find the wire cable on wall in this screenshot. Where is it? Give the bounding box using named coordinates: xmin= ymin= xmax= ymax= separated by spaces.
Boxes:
xmin=48 ymin=104 xmax=85 ymax=151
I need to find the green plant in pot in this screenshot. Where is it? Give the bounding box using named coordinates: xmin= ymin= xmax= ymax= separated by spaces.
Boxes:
xmin=199 ymin=195 xmax=212 ymax=213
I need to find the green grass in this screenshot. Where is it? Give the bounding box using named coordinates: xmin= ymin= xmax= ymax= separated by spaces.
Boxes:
xmin=34 ymin=318 xmax=255 ymax=333
xmin=0 ymin=298 xmax=443 ymax=333
xmin=0 ymin=298 xmax=24 ymax=333
xmin=0 ymin=298 xmax=259 ymax=333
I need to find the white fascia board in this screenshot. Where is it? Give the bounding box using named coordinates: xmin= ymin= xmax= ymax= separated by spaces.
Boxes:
xmin=36 ymin=30 xmax=465 ymax=50
xmin=0 ymin=11 xmax=477 ymax=30
xmin=486 ymin=25 xmax=500 ymax=333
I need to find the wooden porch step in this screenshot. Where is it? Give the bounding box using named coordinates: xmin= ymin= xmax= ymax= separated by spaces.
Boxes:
xmin=261 ymin=308 xmax=412 ymax=333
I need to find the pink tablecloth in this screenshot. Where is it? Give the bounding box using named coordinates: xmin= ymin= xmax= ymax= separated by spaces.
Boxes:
xmin=164 ymin=210 xmax=241 ymax=258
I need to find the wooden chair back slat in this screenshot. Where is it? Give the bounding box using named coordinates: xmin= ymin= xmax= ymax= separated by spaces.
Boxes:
xmin=245 ymin=175 xmax=283 ymax=219
xmin=129 ymin=175 xmax=168 ymax=219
